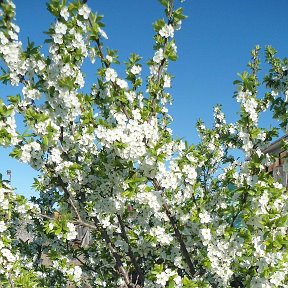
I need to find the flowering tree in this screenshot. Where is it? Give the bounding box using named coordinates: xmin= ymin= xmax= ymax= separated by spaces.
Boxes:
xmin=0 ymin=0 xmax=287 ymax=287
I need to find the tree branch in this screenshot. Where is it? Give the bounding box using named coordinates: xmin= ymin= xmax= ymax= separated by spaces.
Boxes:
xmin=92 ymin=215 xmax=132 ymax=288
xmin=117 ymin=214 xmax=144 ymax=285
xmin=151 ymin=178 xmax=196 ymax=276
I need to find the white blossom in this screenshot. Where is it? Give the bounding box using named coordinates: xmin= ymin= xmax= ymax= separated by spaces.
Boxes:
xmin=159 ymin=24 xmax=174 ymax=38
xmin=78 ymin=4 xmax=91 ymax=19
xmin=0 ymin=221 xmax=7 ymax=233
xmin=153 ymin=48 xmax=164 ymax=63
xmin=105 ymin=68 xmax=118 ymax=82
xmin=163 ymin=75 xmax=171 ymax=88
xmin=130 ymin=65 xmax=142 ymax=75
xmin=66 ymin=222 xmax=78 ymax=241
xmin=54 ymin=22 xmax=67 ymax=35
xmin=60 ymin=7 xmax=69 ymax=21
xmin=116 ymin=78 xmax=128 ymax=89
xmin=199 ymin=211 xmax=211 ymax=224
xmin=99 ymin=27 xmax=108 ymax=39
xmin=200 ymin=228 xmax=212 ymax=244
xmin=106 ymin=55 xmax=113 ymax=63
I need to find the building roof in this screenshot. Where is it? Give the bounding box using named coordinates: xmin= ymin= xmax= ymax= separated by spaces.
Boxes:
xmin=263 ymin=134 xmax=288 ymax=155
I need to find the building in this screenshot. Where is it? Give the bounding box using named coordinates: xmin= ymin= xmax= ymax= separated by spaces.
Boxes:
xmin=264 ymin=134 xmax=288 ymax=188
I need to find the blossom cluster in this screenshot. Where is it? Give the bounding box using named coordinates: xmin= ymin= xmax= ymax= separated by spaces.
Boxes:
xmin=0 ymin=1 xmax=287 ymax=287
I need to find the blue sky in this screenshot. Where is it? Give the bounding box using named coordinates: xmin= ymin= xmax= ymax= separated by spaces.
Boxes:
xmin=1 ymin=0 xmax=287 ymax=197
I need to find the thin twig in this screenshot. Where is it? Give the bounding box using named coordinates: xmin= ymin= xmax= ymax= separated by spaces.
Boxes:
xmin=57 ymin=176 xmax=82 ymax=221
xmin=7 ymin=273 xmax=15 ymax=288
xmin=74 ymin=219 xmax=97 ymax=231
xmin=39 ymin=213 xmax=97 ymax=231
xmin=68 ymin=196 xmax=82 ymax=220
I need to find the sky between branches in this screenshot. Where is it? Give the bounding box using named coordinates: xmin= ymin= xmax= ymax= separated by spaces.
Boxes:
xmin=1 ymin=0 xmax=288 ymax=197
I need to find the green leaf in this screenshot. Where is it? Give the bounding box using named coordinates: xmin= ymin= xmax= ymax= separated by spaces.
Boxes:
xmin=158 ymin=0 xmax=169 ymax=7
xmin=173 ymin=7 xmax=188 ymax=21
xmin=0 ymin=72 xmax=10 ymax=84
xmin=153 ymin=19 xmax=166 ymax=32
xmin=9 ymin=147 xmax=22 ymax=159
xmin=7 ymin=94 xmax=21 ymax=105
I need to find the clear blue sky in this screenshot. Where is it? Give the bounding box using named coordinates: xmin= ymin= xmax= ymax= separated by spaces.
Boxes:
xmin=1 ymin=0 xmax=287 ymax=197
